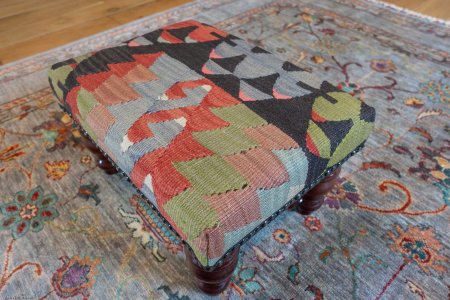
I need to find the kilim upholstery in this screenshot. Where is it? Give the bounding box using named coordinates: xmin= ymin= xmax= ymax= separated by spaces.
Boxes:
xmin=48 ymin=20 xmax=375 ymax=267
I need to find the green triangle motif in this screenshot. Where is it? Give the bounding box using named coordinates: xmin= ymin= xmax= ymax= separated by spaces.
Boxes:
xmin=173 ymin=155 xmax=248 ymax=196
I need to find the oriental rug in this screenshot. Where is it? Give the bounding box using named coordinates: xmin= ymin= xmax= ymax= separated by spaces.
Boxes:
xmin=0 ymin=0 xmax=449 ymax=299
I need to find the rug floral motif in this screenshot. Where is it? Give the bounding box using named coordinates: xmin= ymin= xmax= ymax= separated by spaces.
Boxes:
xmin=0 ymin=0 xmax=449 ymax=299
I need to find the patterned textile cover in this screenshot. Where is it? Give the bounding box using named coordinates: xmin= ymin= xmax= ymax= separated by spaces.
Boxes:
xmin=48 ymin=20 xmax=375 ymax=267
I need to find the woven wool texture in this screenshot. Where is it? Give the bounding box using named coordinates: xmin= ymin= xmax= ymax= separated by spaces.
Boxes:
xmin=48 ymin=20 xmax=375 ymax=267
xmin=0 ymin=0 xmax=449 ymax=299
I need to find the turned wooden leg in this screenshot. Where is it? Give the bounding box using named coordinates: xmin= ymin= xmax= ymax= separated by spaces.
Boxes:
xmin=185 ymin=247 xmax=239 ymax=295
xmin=79 ymin=133 xmax=118 ymax=175
xmin=294 ymin=167 xmax=341 ymax=215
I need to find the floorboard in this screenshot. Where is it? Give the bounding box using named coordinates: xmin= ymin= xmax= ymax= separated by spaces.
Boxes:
xmin=0 ymin=0 xmax=448 ymax=65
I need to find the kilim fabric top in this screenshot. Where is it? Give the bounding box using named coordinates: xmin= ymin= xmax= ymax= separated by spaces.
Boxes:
xmin=48 ymin=20 xmax=375 ymax=267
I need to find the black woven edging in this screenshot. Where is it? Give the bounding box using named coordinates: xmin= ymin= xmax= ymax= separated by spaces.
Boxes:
xmin=64 ymin=106 xmax=364 ymax=270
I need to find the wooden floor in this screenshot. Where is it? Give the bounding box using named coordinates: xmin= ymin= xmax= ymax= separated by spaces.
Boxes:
xmin=385 ymin=0 xmax=450 ymax=20
xmin=0 ymin=0 xmax=192 ymax=65
xmin=0 ymin=0 xmax=448 ymax=65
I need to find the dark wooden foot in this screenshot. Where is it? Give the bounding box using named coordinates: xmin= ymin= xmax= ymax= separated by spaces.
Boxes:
xmin=80 ymin=133 xmax=118 ymax=175
xmin=294 ymin=167 xmax=341 ymax=215
xmin=185 ymin=247 xmax=239 ymax=295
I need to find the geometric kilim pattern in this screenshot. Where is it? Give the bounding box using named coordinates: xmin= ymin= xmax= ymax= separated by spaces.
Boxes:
xmin=48 ymin=20 xmax=376 ymax=267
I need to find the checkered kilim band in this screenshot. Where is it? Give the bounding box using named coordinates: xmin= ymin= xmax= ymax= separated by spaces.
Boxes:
xmin=48 ymin=20 xmax=375 ymax=267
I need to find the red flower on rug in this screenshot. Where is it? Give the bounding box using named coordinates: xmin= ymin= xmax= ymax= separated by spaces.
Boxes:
xmin=304 ymin=216 xmax=322 ymax=232
xmin=52 ymin=255 xmax=101 ymax=300
xmin=0 ymin=186 xmax=59 ymax=239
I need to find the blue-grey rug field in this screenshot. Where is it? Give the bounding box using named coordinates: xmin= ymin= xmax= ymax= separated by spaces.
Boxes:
xmin=0 ymin=0 xmax=448 ymax=299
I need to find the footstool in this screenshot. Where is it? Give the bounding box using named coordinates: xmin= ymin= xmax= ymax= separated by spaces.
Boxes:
xmin=48 ymin=20 xmax=375 ymax=295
